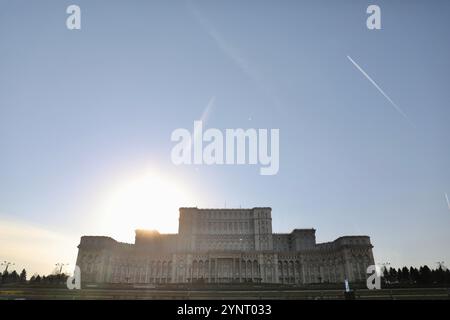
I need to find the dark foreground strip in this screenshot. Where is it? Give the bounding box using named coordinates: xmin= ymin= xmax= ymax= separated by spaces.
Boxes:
xmin=0 ymin=300 xmax=448 ymax=319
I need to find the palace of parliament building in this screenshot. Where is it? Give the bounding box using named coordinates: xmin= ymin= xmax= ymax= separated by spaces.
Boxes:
xmin=76 ymin=207 xmax=375 ymax=285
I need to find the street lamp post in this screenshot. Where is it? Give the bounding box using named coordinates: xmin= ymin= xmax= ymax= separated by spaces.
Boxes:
xmin=436 ymin=261 xmax=447 ymax=271
xmin=55 ymin=263 xmax=69 ymax=274
xmin=379 ymin=262 xmax=390 ymax=273
xmin=379 ymin=262 xmax=391 ymax=284
xmin=1 ymin=261 xmax=15 ymax=273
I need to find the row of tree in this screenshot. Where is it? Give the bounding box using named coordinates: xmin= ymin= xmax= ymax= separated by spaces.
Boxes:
xmin=382 ymin=266 xmax=450 ymax=286
xmin=0 ymin=269 xmax=68 ymax=285
xmin=29 ymin=273 xmax=69 ymax=285
xmin=0 ymin=269 xmax=27 ymax=284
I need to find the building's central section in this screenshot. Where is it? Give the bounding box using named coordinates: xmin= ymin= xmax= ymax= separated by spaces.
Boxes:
xmin=177 ymin=208 xmax=273 ymax=252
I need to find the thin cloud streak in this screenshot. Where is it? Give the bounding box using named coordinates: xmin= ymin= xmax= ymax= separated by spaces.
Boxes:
xmin=347 ymin=55 xmax=415 ymax=128
xmin=187 ymin=0 xmax=281 ymax=109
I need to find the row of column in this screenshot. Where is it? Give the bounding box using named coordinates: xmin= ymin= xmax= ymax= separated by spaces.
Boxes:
xmin=185 ymin=258 xmax=262 ymax=283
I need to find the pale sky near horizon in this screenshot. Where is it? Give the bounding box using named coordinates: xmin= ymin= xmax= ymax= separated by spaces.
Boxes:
xmin=1 ymin=0 xmax=449 ymax=277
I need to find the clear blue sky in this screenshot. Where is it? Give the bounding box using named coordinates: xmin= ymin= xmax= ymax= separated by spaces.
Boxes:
xmin=1 ymin=0 xmax=449 ymax=275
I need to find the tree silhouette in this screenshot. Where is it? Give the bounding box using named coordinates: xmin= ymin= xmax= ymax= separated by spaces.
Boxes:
xmin=397 ymin=268 xmax=403 ymax=282
xmin=389 ymin=268 xmax=398 ymax=283
xmin=401 ymin=267 xmax=410 ymax=283
xmin=19 ymin=269 xmax=27 ymax=282
xmin=409 ymin=266 xmax=419 ymax=284
xmin=418 ymin=265 xmax=432 ymax=284
xmin=8 ymin=270 xmax=20 ymax=283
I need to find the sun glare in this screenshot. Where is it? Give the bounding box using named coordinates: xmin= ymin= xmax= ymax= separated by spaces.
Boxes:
xmin=95 ymin=168 xmax=195 ymax=243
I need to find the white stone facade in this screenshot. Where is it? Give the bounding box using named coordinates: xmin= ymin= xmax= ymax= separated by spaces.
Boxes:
xmin=76 ymin=207 xmax=375 ymax=285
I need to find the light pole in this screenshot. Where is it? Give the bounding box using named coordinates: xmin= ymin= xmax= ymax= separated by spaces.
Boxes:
xmin=379 ymin=262 xmax=390 ymax=273
xmin=55 ymin=263 xmax=69 ymax=274
xmin=436 ymin=261 xmax=447 ymax=271
xmin=378 ymin=262 xmax=390 ymax=284
xmin=1 ymin=261 xmax=14 ymax=273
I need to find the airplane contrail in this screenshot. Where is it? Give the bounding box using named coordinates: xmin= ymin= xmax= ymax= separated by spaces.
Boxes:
xmin=445 ymin=193 xmax=450 ymax=211
xmin=347 ymin=55 xmax=415 ymax=128
xmin=200 ymin=96 xmax=216 ymax=124
xmin=185 ymin=96 xmax=216 ymax=156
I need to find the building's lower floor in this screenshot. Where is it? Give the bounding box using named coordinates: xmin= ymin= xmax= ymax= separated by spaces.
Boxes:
xmin=79 ymin=250 xmax=374 ymax=285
